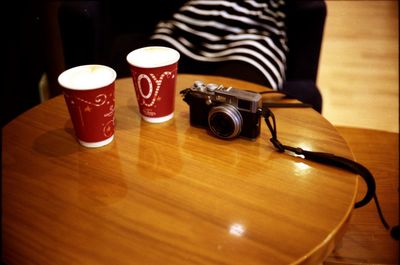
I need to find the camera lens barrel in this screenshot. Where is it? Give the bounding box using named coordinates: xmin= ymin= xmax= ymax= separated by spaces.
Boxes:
xmin=208 ymin=104 xmax=243 ymax=139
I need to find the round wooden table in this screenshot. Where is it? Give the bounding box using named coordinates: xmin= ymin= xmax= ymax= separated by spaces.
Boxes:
xmin=2 ymin=74 xmax=358 ymax=265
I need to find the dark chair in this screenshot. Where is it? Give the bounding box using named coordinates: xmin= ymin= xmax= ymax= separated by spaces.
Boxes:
xmin=42 ymin=0 xmax=326 ymax=112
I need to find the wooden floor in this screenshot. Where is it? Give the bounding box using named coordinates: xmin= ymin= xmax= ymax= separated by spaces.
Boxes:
xmin=325 ymin=126 xmax=399 ymax=265
xmin=318 ymin=2 xmax=399 ymax=263
xmin=318 ymin=0 xmax=399 ymax=133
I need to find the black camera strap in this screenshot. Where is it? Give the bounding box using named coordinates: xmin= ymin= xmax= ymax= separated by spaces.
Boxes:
xmin=261 ymin=105 xmax=394 ymax=233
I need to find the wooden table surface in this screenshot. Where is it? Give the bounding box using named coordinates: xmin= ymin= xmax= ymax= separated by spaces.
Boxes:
xmin=2 ymin=74 xmax=359 ymax=265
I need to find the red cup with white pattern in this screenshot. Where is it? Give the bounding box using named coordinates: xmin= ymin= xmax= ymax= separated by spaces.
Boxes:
xmin=126 ymin=46 xmax=180 ymax=123
xmin=58 ymin=64 xmax=117 ymax=148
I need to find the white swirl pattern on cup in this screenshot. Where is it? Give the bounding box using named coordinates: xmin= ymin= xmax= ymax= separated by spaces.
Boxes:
xmin=136 ymin=71 xmax=174 ymax=107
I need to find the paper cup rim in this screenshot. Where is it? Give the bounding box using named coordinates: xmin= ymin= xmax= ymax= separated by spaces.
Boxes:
xmin=58 ymin=64 xmax=117 ymax=91
xmin=126 ymin=46 xmax=180 ymax=68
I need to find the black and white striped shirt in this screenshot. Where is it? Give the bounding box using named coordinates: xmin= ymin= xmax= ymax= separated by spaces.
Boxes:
xmin=151 ymin=0 xmax=287 ymax=90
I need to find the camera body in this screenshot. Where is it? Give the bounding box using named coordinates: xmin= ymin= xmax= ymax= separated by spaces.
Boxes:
xmin=181 ymin=81 xmax=262 ymax=140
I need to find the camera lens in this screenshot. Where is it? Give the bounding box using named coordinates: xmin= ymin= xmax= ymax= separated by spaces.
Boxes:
xmin=208 ymin=105 xmax=242 ymax=139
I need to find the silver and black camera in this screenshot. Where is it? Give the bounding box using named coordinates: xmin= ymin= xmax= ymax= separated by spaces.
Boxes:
xmin=181 ymin=81 xmax=262 ymax=140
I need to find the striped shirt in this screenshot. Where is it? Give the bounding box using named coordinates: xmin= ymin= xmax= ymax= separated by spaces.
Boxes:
xmin=151 ymin=0 xmax=287 ymax=90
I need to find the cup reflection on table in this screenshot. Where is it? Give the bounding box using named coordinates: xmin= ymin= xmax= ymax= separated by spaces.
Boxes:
xmin=77 ymin=146 xmax=128 ymax=207
xmin=137 ymin=119 xmax=182 ymax=178
xmin=58 ymin=64 xmax=117 ymax=148
xmin=126 ymin=46 xmax=180 ymax=123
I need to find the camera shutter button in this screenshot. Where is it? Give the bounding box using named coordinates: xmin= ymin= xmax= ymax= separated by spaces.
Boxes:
xmin=206 ymin=83 xmax=219 ymax=92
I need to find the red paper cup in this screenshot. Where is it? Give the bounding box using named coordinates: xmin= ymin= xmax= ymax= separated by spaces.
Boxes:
xmin=58 ymin=65 xmax=117 ymax=148
xmin=126 ymin=46 xmax=180 ymax=123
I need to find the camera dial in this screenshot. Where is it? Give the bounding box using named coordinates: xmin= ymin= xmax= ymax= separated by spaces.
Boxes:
xmin=208 ymin=104 xmax=243 ymax=139
xmin=206 ymin=83 xmax=219 ymax=92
